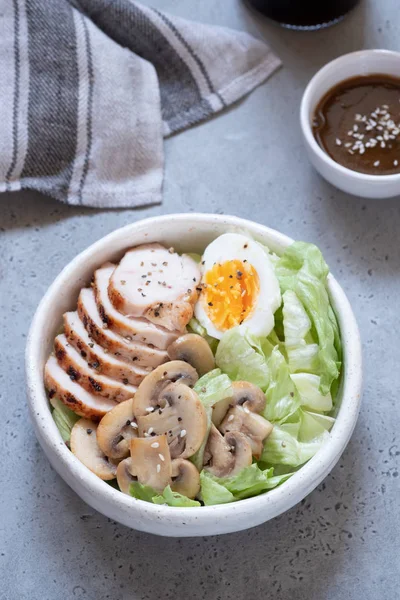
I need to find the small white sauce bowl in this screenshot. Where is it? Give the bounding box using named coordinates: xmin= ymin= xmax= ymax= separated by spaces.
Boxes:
xmin=300 ymin=49 xmax=400 ymax=198
xmin=26 ymin=214 xmax=362 ymax=537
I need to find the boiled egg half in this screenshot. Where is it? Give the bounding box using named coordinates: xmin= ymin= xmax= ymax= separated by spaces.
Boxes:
xmin=194 ymin=233 xmax=281 ymax=339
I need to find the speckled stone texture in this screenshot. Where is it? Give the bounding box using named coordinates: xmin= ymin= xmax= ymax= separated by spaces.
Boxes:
xmin=1 ymin=1 xmax=400 ymax=598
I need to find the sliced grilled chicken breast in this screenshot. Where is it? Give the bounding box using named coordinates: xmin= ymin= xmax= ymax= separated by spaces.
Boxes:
xmin=93 ymin=263 xmax=180 ymax=349
xmin=77 ymin=288 xmax=168 ymax=367
xmin=45 ymin=356 xmax=117 ymax=420
xmin=54 ymin=334 xmax=137 ymax=402
xmin=108 ymin=243 xmax=201 ymax=331
xmin=64 ymin=311 xmax=149 ymax=386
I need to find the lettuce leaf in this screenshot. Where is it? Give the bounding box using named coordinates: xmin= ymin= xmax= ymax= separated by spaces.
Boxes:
xmin=130 ymin=483 xmax=201 ymax=507
xmin=129 ymin=482 xmax=159 ymax=503
xmin=263 ymin=346 xmax=301 ymax=423
xmin=152 ymin=486 xmax=201 ymax=507
xmin=276 ymin=242 xmax=340 ymax=395
xmin=261 ymin=408 xmax=330 ymax=467
xmin=290 ymin=373 xmax=332 ymax=412
xmin=215 ymin=327 xmax=269 ymax=390
xmin=200 ymin=465 xmax=293 ymax=504
xmin=193 ymin=369 xmax=233 ymax=409
xmin=200 ymin=471 xmax=235 ymax=505
xmin=51 ymin=397 xmax=80 ymax=442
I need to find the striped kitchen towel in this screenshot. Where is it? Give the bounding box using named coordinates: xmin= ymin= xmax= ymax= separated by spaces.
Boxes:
xmin=1 ymin=0 xmax=281 ymax=208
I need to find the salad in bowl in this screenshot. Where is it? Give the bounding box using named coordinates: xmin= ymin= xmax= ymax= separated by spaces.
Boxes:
xmin=44 ymin=229 xmax=342 ymax=509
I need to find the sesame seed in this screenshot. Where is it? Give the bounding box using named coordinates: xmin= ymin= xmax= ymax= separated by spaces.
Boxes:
xmin=335 ymin=138 xmax=342 ymax=146
xmin=394 ymin=160 xmax=399 ymax=166
xmin=228 ymin=415 xmax=234 ymax=422
xmin=147 ymin=427 xmax=154 ymax=435
xmin=145 ymin=406 xmax=155 ymax=413
xmin=180 ymin=429 xmax=187 ymax=438
xmin=131 ymin=422 xmax=138 ymax=429
xmin=374 ymin=161 xmax=380 ymax=167
xmin=156 ymin=464 xmax=161 ymax=473
xmin=151 ymin=442 xmax=159 ymax=448
xmin=243 ymin=407 xmax=250 ymax=414
xmin=158 ymin=453 xmax=165 ymax=462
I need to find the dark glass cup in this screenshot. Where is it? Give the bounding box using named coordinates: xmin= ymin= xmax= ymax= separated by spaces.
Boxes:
xmin=246 ymin=0 xmax=360 ymax=29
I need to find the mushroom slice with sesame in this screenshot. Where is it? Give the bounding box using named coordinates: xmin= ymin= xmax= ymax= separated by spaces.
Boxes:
xmin=70 ymin=418 xmax=117 ymax=480
xmin=219 ymin=406 xmax=273 ymax=459
xmin=167 ymin=334 xmax=215 ymax=376
xmin=96 ymin=399 xmax=138 ymax=460
xmin=204 ymin=425 xmax=252 ymax=478
xmin=212 ymin=380 xmax=266 ymax=427
xmin=132 ymin=360 xmax=199 ymax=416
xmin=134 ymin=381 xmax=207 ymax=459
xmin=171 ymin=459 xmax=200 ymax=499
xmin=129 ymin=435 xmax=172 ymax=493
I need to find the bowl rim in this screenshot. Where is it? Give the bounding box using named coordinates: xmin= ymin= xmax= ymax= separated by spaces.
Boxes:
xmin=300 ymin=48 xmax=400 ymax=183
xmin=26 ymin=213 xmax=362 ymax=533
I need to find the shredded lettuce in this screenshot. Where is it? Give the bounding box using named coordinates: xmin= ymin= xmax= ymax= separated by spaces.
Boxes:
xmin=193 ymin=369 xmax=233 ymax=408
xmin=129 ymin=482 xmax=159 ymax=503
xmin=51 ymin=397 xmax=80 ymax=442
xmin=263 ymin=346 xmax=301 ymax=423
xmin=200 ymin=471 xmax=235 ymax=505
xmin=200 ymin=465 xmax=293 ymax=505
xmin=215 ymin=328 xmax=270 ymax=390
xmin=276 ymin=242 xmax=341 ymax=395
xmin=261 ymin=409 xmax=330 ymax=467
xmin=130 ymin=483 xmax=201 ymax=507
xmin=290 ymin=373 xmax=332 ymax=412
xmin=152 ymin=486 xmax=201 ymax=507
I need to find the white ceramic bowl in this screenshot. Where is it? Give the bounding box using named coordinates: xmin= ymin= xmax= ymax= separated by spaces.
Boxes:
xmin=26 ymin=214 xmax=362 ymax=537
xmin=300 ymin=49 xmax=400 ymax=199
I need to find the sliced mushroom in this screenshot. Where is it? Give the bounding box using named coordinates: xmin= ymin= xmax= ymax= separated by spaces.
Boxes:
xmin=132 ymin=360 xmax=199 ymax=417
xmin=212 ymin=381 xmax=266 ymax=427
xmin=70 ymin=418 xmax=116 ymax=480
xmin=230 ymin=381 xmax=266 ymax=413
xmin=167 ymin=334 xmax=215 ymax=376
xmin=129 ymin=435 xmax=172 ymax=492
xmin=204 ymin=425 xmax=252 ymax=478
xmin=219 ymin=405 xmax=273 ymax=459
xmin=116 ymin=457 xmax=136 ymax=494
xmin=96 ymin=399 xmax=138 ymax=460
xmin=134 ymin=381 xmax=207 ymax=459
xmin=171 ymin=459 xmax=200 ymax=499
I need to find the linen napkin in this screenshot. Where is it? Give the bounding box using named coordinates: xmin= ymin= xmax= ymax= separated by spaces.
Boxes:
xmin=0 ymin=0 xmax=281 ymax=208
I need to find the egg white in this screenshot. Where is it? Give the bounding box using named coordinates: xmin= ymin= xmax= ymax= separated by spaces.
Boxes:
xmin=194 ymin=233 xmax=281 ymax=340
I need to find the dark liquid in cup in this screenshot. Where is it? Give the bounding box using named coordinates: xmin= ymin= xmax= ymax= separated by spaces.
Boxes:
xmin=246 ymin=0 xmax=360 ymax=29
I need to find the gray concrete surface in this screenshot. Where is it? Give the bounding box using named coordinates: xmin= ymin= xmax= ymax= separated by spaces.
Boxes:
xmin=1 ymin=1 xmax=400 ymax=598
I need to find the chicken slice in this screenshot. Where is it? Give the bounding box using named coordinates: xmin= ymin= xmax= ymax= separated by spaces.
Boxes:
xmin=93 ymin=263 xmax=180 ymax=349
xmin=45 ymin=356 xmax=117 ymax=420
xmin=108 ymin=243 xmax=201 ymax=331
xmin=54 ymin=334 xmax=137 ymax=402
xmin=64 ymin=311 xmax=149 ymax=386
xmin=77 ymin=288 xmax=168 ymax=367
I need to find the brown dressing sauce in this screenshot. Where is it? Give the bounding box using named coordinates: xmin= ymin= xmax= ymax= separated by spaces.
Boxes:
xmin=313 ymin=74 xmax=400 ymax=175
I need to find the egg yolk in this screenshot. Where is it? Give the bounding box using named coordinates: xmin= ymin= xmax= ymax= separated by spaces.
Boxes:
xmin=202 ymin=260 xmax=260 ymax=331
